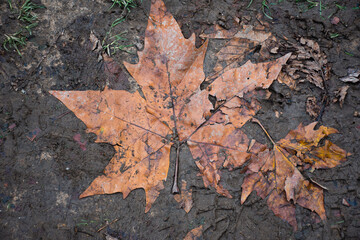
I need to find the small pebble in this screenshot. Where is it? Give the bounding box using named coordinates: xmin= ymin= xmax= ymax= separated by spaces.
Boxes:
xmin=135 ymin=41 xmax=144 ymax=50
xmin=354 ymin=111 xmax=359 ymax=117
xmin=342 ymin=198 xmax=350 ymax=207
xmin=66 ymin=167 xmax=70 ymax=171
xmin=331 ymin=17 xmax=340 ymax=25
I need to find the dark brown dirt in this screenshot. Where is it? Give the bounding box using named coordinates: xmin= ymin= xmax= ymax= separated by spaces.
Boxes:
xmin=1 ymin=0 xmax=359 ymax=239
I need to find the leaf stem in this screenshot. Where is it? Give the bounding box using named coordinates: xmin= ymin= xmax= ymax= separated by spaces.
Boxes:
xmin=171 ymin=143 xmax=180 ymax=194
xmin=251 ymin=118 xmax=276 ymax=146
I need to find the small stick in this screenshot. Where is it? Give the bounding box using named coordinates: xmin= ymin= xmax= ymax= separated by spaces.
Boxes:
xmin=251 ymin=118 xmax=276 ymax=145
xmin=308 ymin=176 xmax=328 ymax=190
xmin=50 ymin=110 xmax=72 ymax=122
xmin=171 ymin=144 xmax=180 ymax=194
xmin=97 ymin=218 xmax=119 ymax=232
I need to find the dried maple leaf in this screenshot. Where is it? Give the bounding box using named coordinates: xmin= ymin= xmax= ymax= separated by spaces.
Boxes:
xmin=242 ymin=119 xmax=350 ymax=230
xmin=49 ymin=0 xmax=290 ymax=212
xmin=281 ymin=38 xmax=329 ymax=89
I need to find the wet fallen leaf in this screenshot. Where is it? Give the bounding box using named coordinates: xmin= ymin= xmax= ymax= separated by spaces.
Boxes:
xmin=50 ymin=0 xmax=290 ymax=212
xmin=184 ymin=225 xmax=203 ymax=240
xmin=282 ymin=38 xmax=329 ymax=89
xmin=277 ymin=71 xmax=297 ymax=90
xmin=242 ymin=120 xmax=350 ymax=230
xmin=306 ymin=96 xmax=321 ymax=119
xmin=201 ymin=24 xmax=271 ymax=42
xmin=339 ymin=68 xmax=360 ymax=83
xmin=174 ymin=180 xmax=193 ymax=213
xmin=201 ymin=23 xmax=275 ymax=72
xmin=89 ymin=31 xmax=100 ymax=51
xmin=333 ymin=86 xmax=349 ymax=108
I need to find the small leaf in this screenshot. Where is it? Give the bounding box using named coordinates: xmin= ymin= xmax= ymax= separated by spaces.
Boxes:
xmin=242 ymin=122 xmax=349 ymax=229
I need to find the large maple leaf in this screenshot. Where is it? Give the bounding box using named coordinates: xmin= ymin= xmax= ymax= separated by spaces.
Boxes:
xmin=49 ymin=0 xmax=290 ymax=212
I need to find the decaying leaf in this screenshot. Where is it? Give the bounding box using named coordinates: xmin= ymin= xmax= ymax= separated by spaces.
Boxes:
xmin=89 ymin=31 xmax=100 ymax=51
xmin=333 ymin=86 xmax=349 ymax=108
xmin=200 ymin=24 xmax=271 ymax=42
xmin=184 ymin=225 xmax=203 ymax=240
xmin=174 ymin=180 xmax=193 ymax=213
xmin=50 ymin=0 xmax=290 ymax=212
xmin=339 ymin=68 xmax=360 ymax=83
xmin=306 ymin=96 xmax=321 ymax=119
xmin=242 ymin=120 xmax=350 ymax=230
xmin=282 ymin=38 xmax=329 ymax=89
xmin=277 ymin=71 xmax=297 ymax=90
xmin=201 ymin=23 xmax=276 ymax=72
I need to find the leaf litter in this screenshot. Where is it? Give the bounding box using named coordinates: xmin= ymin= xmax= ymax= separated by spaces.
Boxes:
xmin=49 ymin=0 xmax=350 ymax=230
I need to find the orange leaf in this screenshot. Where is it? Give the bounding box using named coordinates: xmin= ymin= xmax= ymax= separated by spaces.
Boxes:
xmin=242 ymin=121 xmax=349 ymax=229
xmin=184 ymin=225 xmax=203 ymax=240
xmin=174 ymin=180 xmax=193 ymax=213
xmin=50 ymin=0 xmax=290 ymax=213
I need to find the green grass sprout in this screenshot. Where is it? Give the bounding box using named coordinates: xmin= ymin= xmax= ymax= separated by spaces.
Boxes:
xmin=344 ymin=51 xmax=354 ymax=57
xmin=102 ymin=17 xmax=134 ymax=56
xmin=8 ymin=0 xmax=13 ymax=10
xmin=24 ymin=22 xmax=38 ymax=35
xmin=3 ymin=31 xmax=27 ymax=56
xmin=335 ymin=3 xmax=346 ymax=10
xmin=18 ymin=0 xmax=44 ymax=23
xmin=261 ymin=0 xmax=273 ymax=19
xmin=2 ymin=0 xmax=44 ymax=56
xmin=110 ymin=0 xmax=137 ymax=11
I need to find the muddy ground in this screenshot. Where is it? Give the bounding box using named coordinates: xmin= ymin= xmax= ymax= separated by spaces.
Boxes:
xmin=0 ymin=0 xmax=359 ymax=239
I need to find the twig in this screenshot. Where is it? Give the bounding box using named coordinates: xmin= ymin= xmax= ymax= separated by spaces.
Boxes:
xmin=97 ymin=218 xmax=119 ymax=232
xmin=308 ymin=176 xmax=328 ymax=190
xmin=50 ymin=110 xmax=72 ymax=122
xmin=74 ymin=227 xmax=94 ymax=237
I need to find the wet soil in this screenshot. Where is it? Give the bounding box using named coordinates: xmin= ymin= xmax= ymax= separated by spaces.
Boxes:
xmin=1 ymin=0 xmax=359 ymax=239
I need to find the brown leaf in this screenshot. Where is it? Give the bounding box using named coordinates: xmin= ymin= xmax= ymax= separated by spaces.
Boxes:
xmin=201 ymin=24 xmax=272 ymax=42
xmin=282 ymin=38 xmax=328 ymax=89
xmin=242 ymin=121 xmax=349 ymax=229
xmin=202 ymin=24 xmax=275 ymax=73
xmin=339 ymin=69 xmax=360 ymax=83
xmin=184 ymin=225 xmax=203 ymax=240
xmin=306 ymin=96 xmax=321 ymax=119
xmin=89 ymin=31 xmax=100 ymax=51
xmin=174 ymin=180 xmax=193 ymax=213
xmin=50 ymin=0 xmax=290 ymax=213
xmin=277 ymin=71 xmax=297 ymax=90
xmin=333 ymin=86 xmax=349 ymax=108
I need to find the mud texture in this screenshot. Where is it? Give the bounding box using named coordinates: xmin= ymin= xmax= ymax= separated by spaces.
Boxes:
xmin=1 ymin=0 xmax=359 ymax=239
